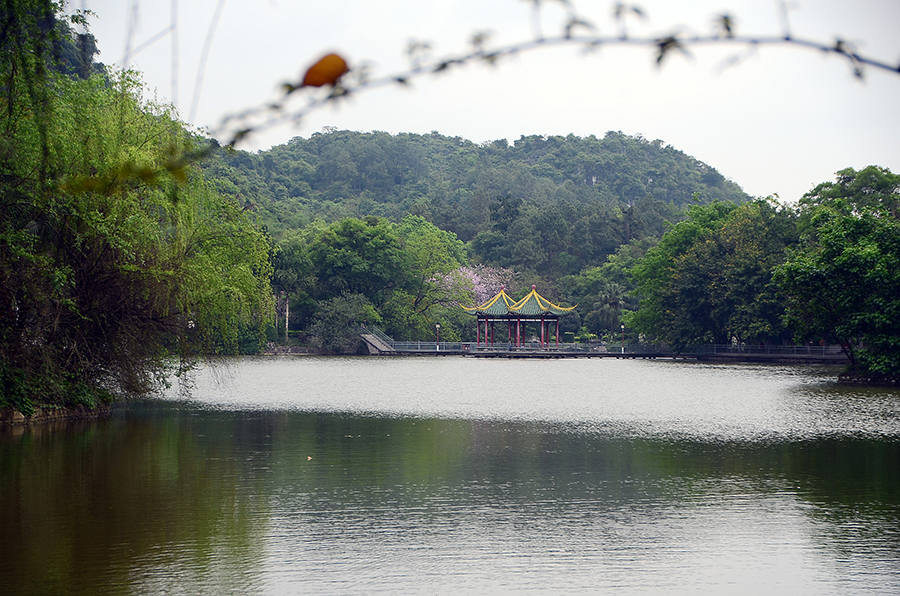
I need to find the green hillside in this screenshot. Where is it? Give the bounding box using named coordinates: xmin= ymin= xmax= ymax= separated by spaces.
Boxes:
xmin=202 ymin=130 xmax=749 ymax=277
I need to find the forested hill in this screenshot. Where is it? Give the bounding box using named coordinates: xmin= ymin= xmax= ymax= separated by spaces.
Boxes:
xmin=202 ymin=129 xmax=750 ymax=243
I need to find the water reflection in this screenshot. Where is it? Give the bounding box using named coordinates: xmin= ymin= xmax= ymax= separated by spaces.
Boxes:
xmin=1 ymin=358 xmax=899 ymax=594
xmin=168 ymin=357 xmax=900 ymax=441
xmin=0 ymin=412 xmax=270 ymax=595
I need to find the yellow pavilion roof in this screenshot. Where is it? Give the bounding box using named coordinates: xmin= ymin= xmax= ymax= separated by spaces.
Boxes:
xmin=463 ymin=286 xmax=576 ymax=316
xmin=461 ymin=287 xmax=518 ymax=315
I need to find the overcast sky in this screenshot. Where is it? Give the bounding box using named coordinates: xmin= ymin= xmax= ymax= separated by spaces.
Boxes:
xmin=83 ymin=0 xmax=899 ymax=202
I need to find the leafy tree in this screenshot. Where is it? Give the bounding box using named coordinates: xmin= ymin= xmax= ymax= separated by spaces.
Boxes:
xmin=775 ymin=167 xmax=900 ymax=376
xmin=306 ymin=216 xmax=410 ymax=306
xmin=580 ymin=281 xmax=636 ymax=339
xmin=0 ymin=2 xmax=273 ymax=413
xmin=274 ymin=214 xmax=470 ymax=344
xmin=799 ymin=166 xmax=900 ymax=221
xmin=532 ymin=204 xmax=569 ymax=278
xmin=489 ymin=193 xmax=523 ymax=233
xmin=272 ymin=223 xmax=327 ymax=333
xmin=389 ymin=215 xmax=468 ymax=338
xmin=310 ymin=293 xmax=381 ymax=354
xmin=626 ymin=201 xmax=737 ymax=343
xmin=562 ymin=238 xmax=655 ymax=339
xmin=627 ymin=200 xmax=797 ymax=348
xmin=568 ymin=238 xmax=657 ymax=292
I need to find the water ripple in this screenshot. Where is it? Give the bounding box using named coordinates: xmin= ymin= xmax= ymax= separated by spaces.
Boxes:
xmin=162 ymin=357 xmax=900 ymax=442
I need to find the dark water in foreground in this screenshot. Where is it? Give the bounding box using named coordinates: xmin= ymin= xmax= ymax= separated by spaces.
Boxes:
xmin=1 ymin=357 xmax=899 ymax=595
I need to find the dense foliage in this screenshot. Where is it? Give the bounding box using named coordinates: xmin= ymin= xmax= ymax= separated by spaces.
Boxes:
xmin=620 ymin=166 xmax=900 ymax=377
xmin=215 ymin=129 xmax=898 ymax=375
xmin=273 ymin=215 xmax=471 ymax=351
xmin=0 ymin=1 xmax=273 ymax=414
xmin=202 ymin=129 xmax=748 ymax=276
xmin=775 ymin=166 xmax=900 ymax=376
xmin=626 ymin=199 xmax=799 ymax=348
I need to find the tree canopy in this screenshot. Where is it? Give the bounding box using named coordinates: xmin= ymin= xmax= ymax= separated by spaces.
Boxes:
xmin=202 ymin=129 xmax=748 ymax=279
xmin=1 ymin=0 xmax=273 ymax=414
xmin=271 ymin=214 xmax=470 ymax=349
xmin=627 ymin=199 xmax=799 ymax=348
xmin=776 ymin=167 xmax=900 ymax=376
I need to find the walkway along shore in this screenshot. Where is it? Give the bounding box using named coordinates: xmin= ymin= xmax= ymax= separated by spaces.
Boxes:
xmin=359 ymin=328 xmax=850 ymax=365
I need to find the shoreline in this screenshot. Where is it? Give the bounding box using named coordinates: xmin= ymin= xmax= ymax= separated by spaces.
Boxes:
xmin=838 ymin=373 xmax=900 ymax=387
xmin=0 ymin=405 xmax=113 ymax=428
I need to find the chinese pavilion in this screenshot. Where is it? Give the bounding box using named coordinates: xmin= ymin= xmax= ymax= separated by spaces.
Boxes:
xmin=462 ymin=285 xmax=576 ymax=347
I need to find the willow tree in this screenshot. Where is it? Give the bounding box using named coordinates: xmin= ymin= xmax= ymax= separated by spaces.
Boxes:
xmin=0 ymin=1 xmax=273 ymax=414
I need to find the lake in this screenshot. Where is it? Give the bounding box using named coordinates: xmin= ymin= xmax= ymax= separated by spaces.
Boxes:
xmin=1 ymin=357 xmax=899 ymax=595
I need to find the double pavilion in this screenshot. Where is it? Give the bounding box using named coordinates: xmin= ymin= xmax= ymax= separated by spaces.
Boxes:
xmin=462 ymin=285 xmax=576 ymax=347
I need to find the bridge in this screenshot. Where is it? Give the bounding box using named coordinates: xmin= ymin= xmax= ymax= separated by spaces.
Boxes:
xmin=359 ymin=327 xmax=849 ymax=364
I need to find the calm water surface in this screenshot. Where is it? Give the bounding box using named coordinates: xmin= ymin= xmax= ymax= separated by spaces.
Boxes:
xmin=1 ymin=357 xmax=899 ymax=595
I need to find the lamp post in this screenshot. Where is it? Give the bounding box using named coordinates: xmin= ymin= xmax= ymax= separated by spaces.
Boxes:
xmin=621 ymin=324 xmax=625 ymax=354
xmin=436 ymin=324 xmax=440 ymax=351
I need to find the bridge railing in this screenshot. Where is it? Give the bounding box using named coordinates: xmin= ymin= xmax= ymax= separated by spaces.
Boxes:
xmin=681 ymin=344 xmax=844 ymax=356
xmin=600 ymin=343 xmax=845 ymax=356
xmin=361 ymin=327 xmax=841 ymax=357
xmin=360 ymin=325 xmax=395 ymax=348
xmin=391 ymin=340 xmax=462 ymax=352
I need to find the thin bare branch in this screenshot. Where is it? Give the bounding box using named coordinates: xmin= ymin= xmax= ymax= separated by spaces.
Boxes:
xmin=215 ymin=10 xmax=900 ymax=147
